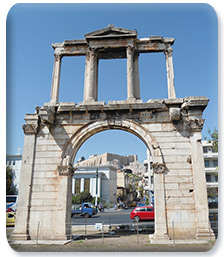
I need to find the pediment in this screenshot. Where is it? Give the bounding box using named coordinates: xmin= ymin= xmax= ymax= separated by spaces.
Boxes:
xmin=85 ymin=25 xmax=137 ymax=40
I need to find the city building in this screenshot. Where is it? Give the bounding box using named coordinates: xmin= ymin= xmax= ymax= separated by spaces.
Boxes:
xmin=202 ymin=141 xmax=218 ymax=199
xmin=72 ymin=165 xmax=117 ymax=205
xmin=143 ymin=149 xmax=154 ymax=205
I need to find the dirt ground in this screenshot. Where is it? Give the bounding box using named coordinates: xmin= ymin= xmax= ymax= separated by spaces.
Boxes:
xmin=8 ymin=233 xmax=215 ymax=252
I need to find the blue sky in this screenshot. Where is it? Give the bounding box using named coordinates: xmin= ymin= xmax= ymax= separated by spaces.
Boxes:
xmin=6 ymin=3 xmax=218 ymax=163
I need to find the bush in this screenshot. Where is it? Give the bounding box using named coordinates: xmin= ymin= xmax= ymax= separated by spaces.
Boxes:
xmin=72 ymin=191 xmax=93 ymax=204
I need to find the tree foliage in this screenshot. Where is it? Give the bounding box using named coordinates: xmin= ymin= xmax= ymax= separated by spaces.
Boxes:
xmin=6 ymin=166 xmax=17 ymax=195
xmin=206 ymin=128 xmax=218 ymax=152
xmin=72 ymin=191 xmax=93 ymax=204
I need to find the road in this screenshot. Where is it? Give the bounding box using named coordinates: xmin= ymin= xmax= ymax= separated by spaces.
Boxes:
xmin=71 ymin=208 xmax=154 ymax=227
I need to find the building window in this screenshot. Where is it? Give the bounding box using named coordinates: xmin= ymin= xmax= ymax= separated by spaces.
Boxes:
xmin=206 ymin=174 xmax=211 ymax=182
xmin=215 ymin=175 xmax=218 ymax=182
xmin=203 ymin=147 xmax=208 ymax=153
xmin=213 ymin=160 xmax=218 ymax=167
xmin=75 ymin=179 xmax=81 ymax=194
xmin=84 ymin=178 xmax=90 ymax=193
xmin=204 ymin=160 xmax=210 ymax=168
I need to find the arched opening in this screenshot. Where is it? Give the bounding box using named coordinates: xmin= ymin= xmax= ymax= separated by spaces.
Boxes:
xmin=72 ymin=129 xmax=153 ymax=206
xmin=62 ymin=120 xmax=163 ymax=236
xmin=61 ymin=119 xmax=162 ymax=166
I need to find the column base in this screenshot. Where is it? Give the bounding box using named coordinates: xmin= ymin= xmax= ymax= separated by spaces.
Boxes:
xmin=150 ymin=232 xmax=170 ymax=243
xmin=196 ymin=228 xmax=215 ymax=241
xmin=80 ymin=100 xmax=105 ymax=106
xmin=10 ymin=232 xmax=30 ymax=241
xmin=126 ymin=97 xmax=143 ymax=103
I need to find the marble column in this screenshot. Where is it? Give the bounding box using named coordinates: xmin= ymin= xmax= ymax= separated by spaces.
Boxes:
xmin=164 ymin=47 xmax=176 ymax=99
xmin=83 ymin=48 xmax=98 ymax=102
xmin=126 ymin=45 xmax=135 ymax=101
xmin=133 ymin=52 xmax=140 ymax=99
xmin=50 ymin=53 xmax=62 ymax=103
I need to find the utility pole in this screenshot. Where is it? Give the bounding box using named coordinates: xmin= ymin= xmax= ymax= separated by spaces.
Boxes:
xmin=95 ymin=168 xmax=98 ymax=207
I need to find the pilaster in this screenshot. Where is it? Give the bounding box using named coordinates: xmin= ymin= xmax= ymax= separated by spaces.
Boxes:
xmin=10 ymin=115 xmax=39 ymax=241
xmin=189 ymin=125 xmax=215 ymax=240
xmin=151 ymin=162 xmax=169 ymax=241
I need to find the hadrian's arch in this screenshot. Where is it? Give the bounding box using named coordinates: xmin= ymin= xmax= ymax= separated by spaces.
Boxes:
xmin=11 ymin=25 xmax=214 ymax=243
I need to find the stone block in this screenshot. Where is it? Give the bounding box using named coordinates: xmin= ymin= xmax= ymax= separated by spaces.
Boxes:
xmin=179 ymin=182 xmax=194 ymax=189
xmin=179 ymin=197 xmax=195 ymax=205
xmin=165 ymin=183 xmax=179 ymax=190
xmin=165 ymin=176 xmax=193 ymax=183
xmin=45 ymin=172 xmax=58 ymax=178
xmin=31 ymin=199 xmax=43 ymax=206
xmin=35 ymin=151 xmax=61 ymax=158
xmin=166 ymin=197 xmax=180 ymax=205
xmin=32 ymin=192 xmax=58 ymax=199
xmin=34 ymin=164 xmax=58 ymax=171
xmin=166 ymin=189 xmax=192 ymax=197
xmin=33 ymin=172 xmax=45 ymax=178
xmin=32 ymin=184 xmax=44 ymax=192
xmin=45 ymin=185 xmax=59 ymax=192
xmin=178 ymin=169 xmax=192 ymax=176
xmin=43 ymin=198 xmax=57 ymax=206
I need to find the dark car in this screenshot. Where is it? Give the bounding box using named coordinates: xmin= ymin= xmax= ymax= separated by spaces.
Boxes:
xmin=130 ymin=206 xmax=155 ymax=222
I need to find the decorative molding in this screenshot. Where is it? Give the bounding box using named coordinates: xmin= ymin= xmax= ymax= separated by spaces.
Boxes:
xmin=58 ymin=165 xmax=75 ymax=176
xmin=152 ymin=162 xmax=167 ymax=174
xmin=22 ymin=124 xmax=38 ymax=135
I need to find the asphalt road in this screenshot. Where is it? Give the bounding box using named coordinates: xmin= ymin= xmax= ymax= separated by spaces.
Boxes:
xmin=71 ymin=208 xmax=155 ymax=227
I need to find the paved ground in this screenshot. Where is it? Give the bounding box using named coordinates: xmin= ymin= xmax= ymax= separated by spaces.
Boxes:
xmin=8 ymin=234 xmax=215 ymax=252
xmin=7 ymin=227 xmax=215 ymax=252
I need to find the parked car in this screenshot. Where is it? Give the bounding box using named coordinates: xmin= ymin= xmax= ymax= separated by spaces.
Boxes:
xmin=71 ymin=202 xmax=97 ymax=218
xmin=6 ymin=212 xmax=16 ymax=226
xmin=130 ymin=206 xmax=155 ymax=222
xmin=130 ymin=202 xmax=137 ymax=207
xmin=137 ymin=202 xmax=145 ymax=207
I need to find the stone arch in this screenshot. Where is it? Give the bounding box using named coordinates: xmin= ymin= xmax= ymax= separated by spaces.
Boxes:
xmin=60 ymin=119 xmax=163 ymax=166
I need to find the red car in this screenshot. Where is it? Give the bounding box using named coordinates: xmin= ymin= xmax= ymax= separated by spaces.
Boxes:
xmin=130 ymin=206 xmax=155 ymax=222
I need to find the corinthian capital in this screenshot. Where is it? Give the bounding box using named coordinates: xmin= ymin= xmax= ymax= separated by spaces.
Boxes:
xmin=152 ymin=162 xmax=167 ymax=174
xmin=54 ymin=53 xmax=62 ymax=61
xmin=58 ymin=165 xmax=75 ymax=176
xmin=22 ymin=124 xmax=38 ymax=135
xmin=164 ymin=47 xmax=173 ymax=57
xmin=187 ymin=117 xmax=205 ymax=132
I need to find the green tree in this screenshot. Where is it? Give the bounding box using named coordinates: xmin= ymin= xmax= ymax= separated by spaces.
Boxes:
xmin=72 ymin=191 xmax=93 ymax=204
xmin=204 ymin=128 xmax=218 ymax=152
xmin=6 ymin=166 xmax=16 ymax=195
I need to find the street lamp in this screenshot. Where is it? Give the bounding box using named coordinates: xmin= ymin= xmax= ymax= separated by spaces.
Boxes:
xmin=95 ymin=168 xmax=98 ymax=207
